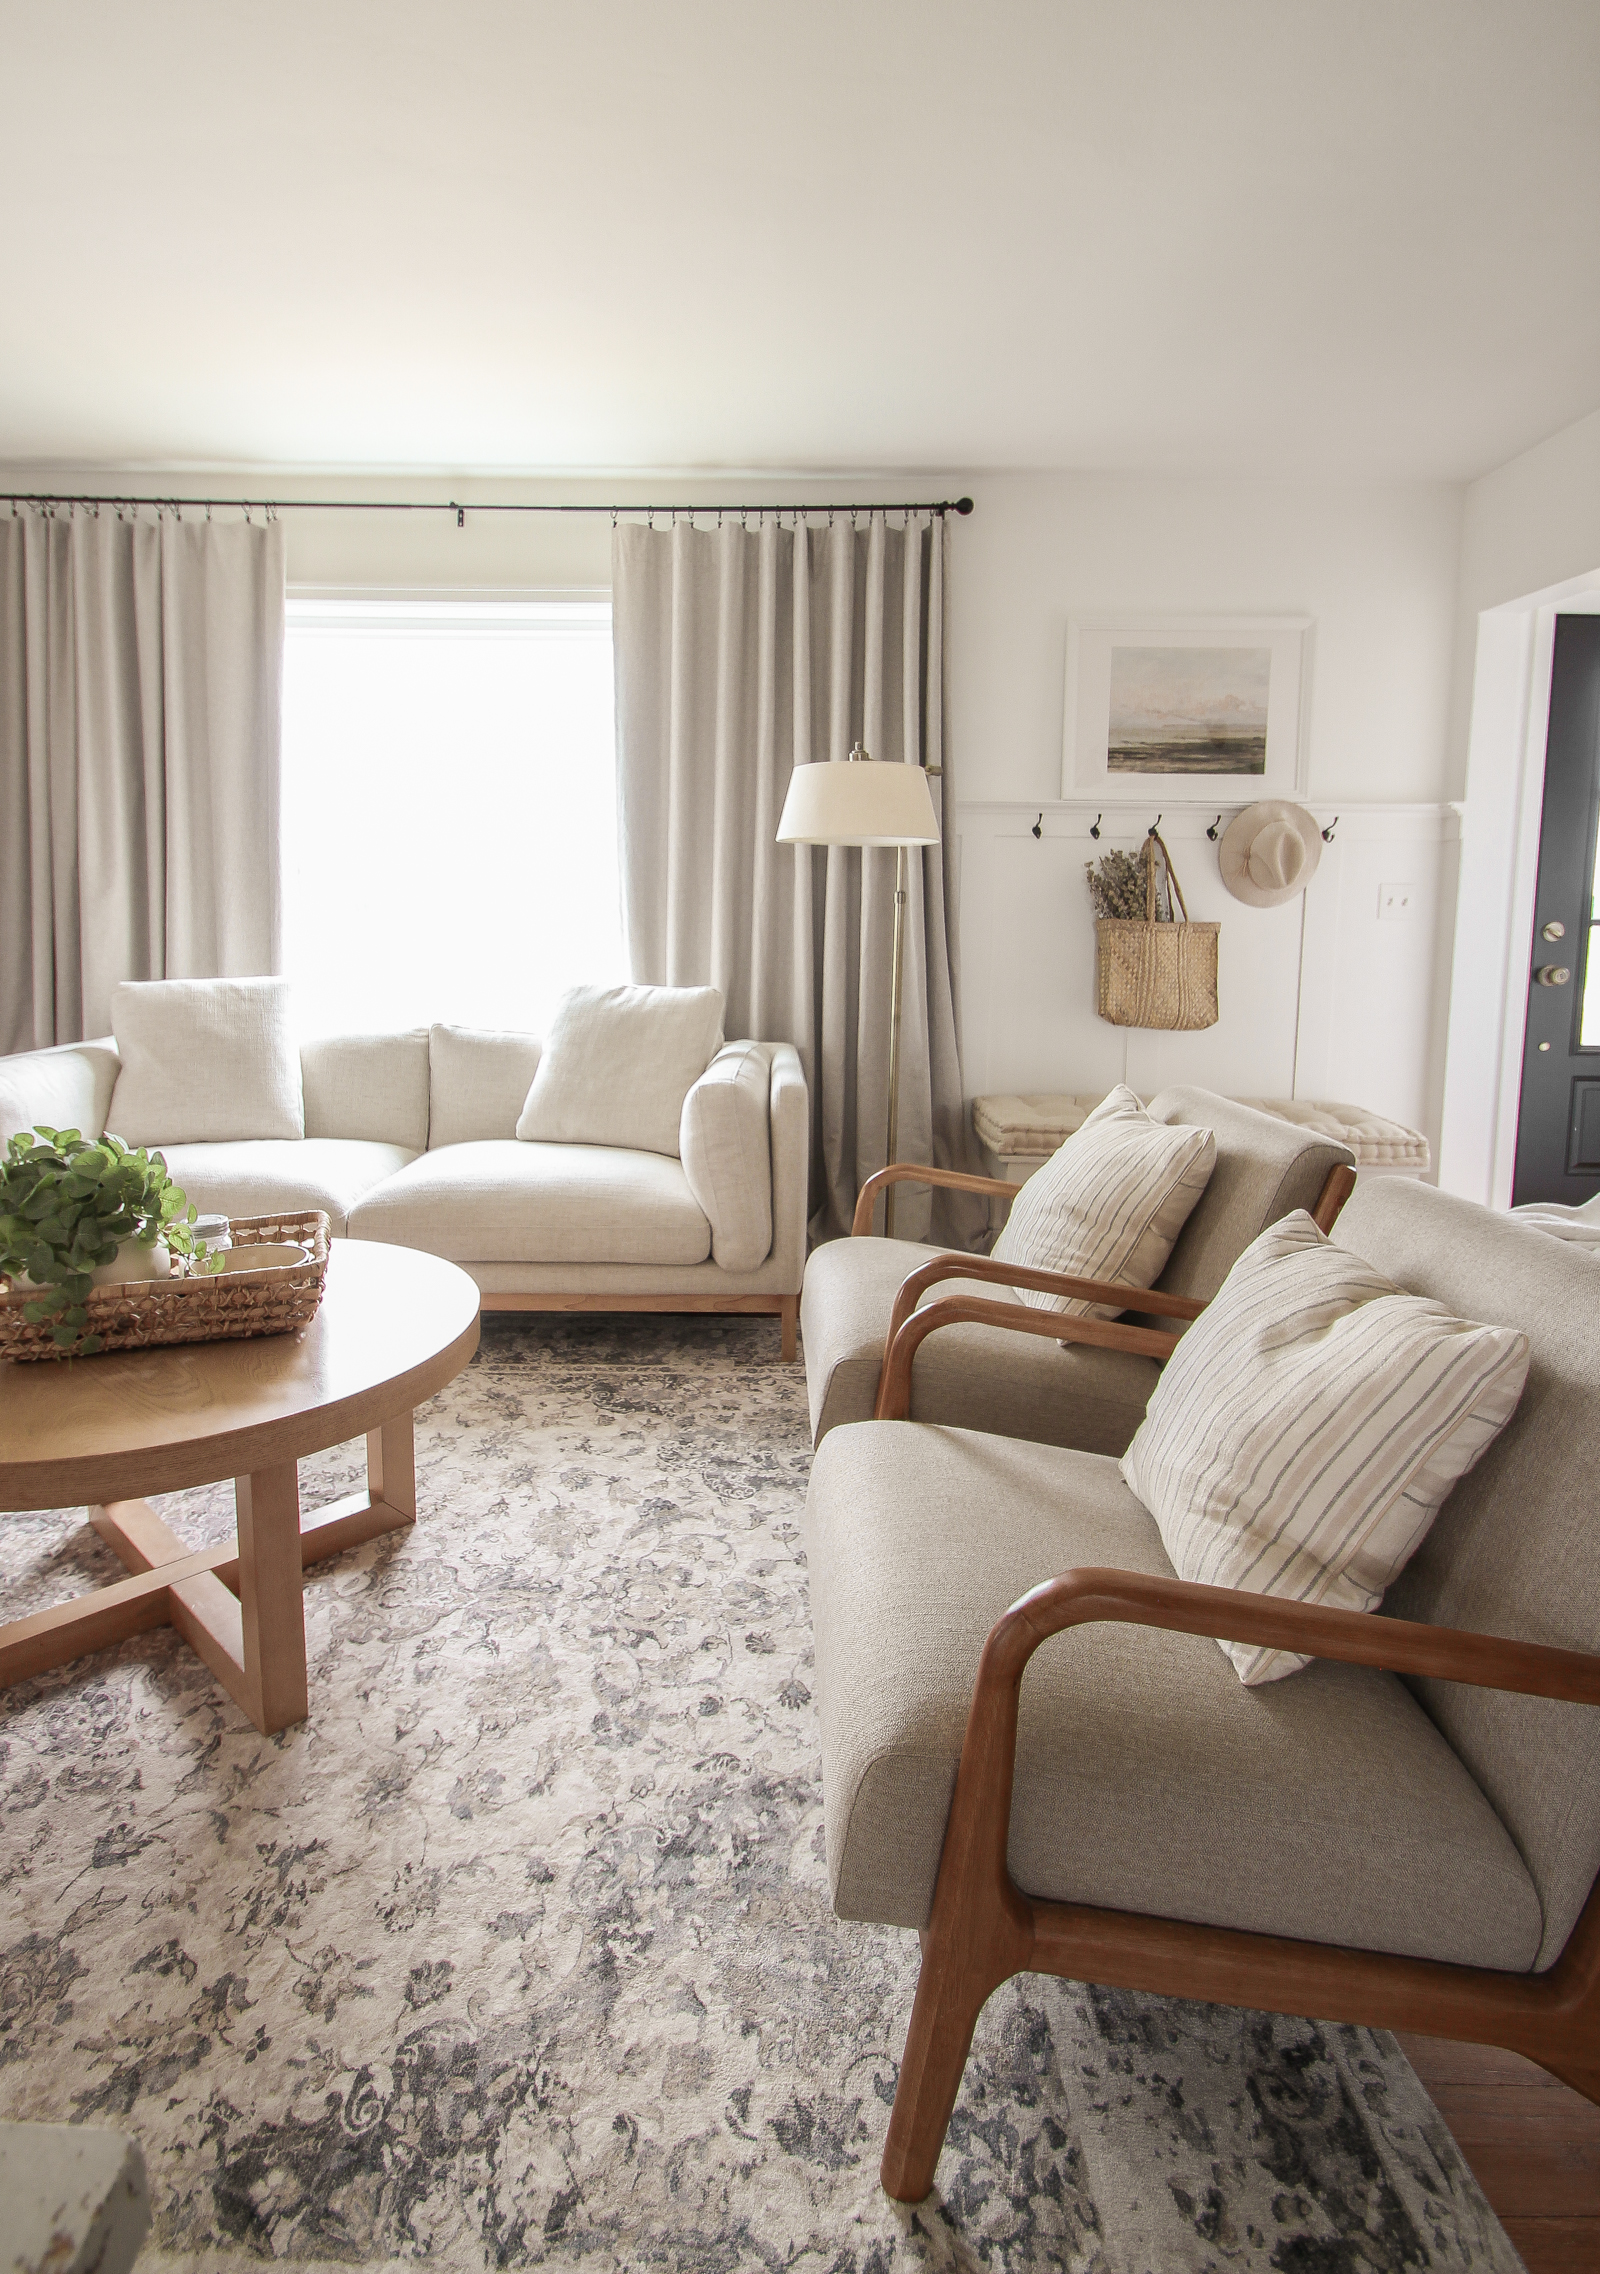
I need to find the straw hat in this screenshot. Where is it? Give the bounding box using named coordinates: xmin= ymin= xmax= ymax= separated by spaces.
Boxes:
xmin=1218 ymin=800 xmax=1323 ymax=908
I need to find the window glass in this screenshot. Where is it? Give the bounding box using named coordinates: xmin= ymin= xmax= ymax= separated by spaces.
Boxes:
xmin=281 ymin=598 xmax=625 ymax=1036
xmin=1582 ymin=822 xmax=1600 ymax=1047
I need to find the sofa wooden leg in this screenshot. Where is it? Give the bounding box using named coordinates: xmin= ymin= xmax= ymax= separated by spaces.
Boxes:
xmin=780 ymin=1293 xmax=798 ymax=1362
xmin=880 ymin=1938 xmax=1005 ymax=2202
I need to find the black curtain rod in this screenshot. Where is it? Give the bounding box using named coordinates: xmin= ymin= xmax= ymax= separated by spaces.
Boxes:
xmin=2 ymin=491 xmax=975 ymax=523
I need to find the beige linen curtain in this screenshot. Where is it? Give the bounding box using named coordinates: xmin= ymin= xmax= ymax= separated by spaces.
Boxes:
xmin=614 ymin=510 xmax=979 ymax=1245
xmin=0 ymin=505 xmax=286 ymax=1054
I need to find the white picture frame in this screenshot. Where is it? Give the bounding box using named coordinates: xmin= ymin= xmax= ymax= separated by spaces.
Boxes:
xmin=1063 ymin=614 xmax=1311 ymax=801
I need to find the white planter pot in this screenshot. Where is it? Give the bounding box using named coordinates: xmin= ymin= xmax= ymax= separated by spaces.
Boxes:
xmin=15 ymin=1238 xmax=172 ymax=1293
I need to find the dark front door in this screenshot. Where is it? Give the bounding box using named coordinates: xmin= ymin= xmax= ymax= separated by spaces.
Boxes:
xmin=1513 ymin=614 xmax=1600 ymax=1206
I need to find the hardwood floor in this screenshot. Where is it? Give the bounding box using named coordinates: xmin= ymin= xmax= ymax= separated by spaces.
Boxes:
xmin=1397 ymin=2034 xmax=1600 ymax=2272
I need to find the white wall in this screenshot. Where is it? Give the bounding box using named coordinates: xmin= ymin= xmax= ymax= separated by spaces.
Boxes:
xmin=943 ymin=472 xmax=1463 ymax=1159
xmin=4 ymin=460 xmax=1466 ymax=1152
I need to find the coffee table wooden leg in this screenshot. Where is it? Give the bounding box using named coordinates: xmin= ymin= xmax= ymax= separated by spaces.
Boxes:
xmin=366 ymin=1412 xmax=416 ymax=1523
xmin=234 ymin=1464 xmax=308 ymax=1735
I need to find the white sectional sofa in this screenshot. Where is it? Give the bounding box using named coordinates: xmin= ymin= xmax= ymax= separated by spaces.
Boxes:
xmin=0 ymin=1013 xmax=809 ymax=1357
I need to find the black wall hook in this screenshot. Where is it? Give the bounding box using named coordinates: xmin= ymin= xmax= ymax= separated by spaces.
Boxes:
xmin=1031 ymin=814 xmax=1043 ymax=839
xmin=1088 ymin=813 xmax=1102 ymax=840
xmin=1322 ymin=817 xmax=1339 ymax=843
xmin=1206 ymin=813 xmax=1223 ymax=841
xmin=1147 ymin=814 xmax=1162 ymax=837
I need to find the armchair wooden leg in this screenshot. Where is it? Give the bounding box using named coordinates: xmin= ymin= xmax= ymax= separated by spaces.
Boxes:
xmin=780 ymin=1293 xmax=798 ymax=1362
xmin=881 ymin=1936 xmax=1013 ymax=2201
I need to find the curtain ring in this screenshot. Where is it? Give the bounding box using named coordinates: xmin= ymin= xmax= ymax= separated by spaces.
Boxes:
xmin=827 ymin=507 xmax=834 ymax=528
xmin=610 ymin=507 xmax=617 ymax=529
xmin=205 ymin=501 xmax=212 ymax=522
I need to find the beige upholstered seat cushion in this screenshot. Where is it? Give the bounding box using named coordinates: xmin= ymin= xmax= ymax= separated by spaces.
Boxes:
xmin=108 ymin=978 xmax=304 ymax=1144
xmin=515 ymin=983 xmax=723 ymax=1158
xmin=991 ymin=1085 xmax=1215 ymax=1320
xmin=301 ymin=1031 xmax=431 ymax=1151
xmin=1124 ymin=1212 xmax=1529 ymax=1684
xmin=156 ymin=1140 xmax=417 ymax=1238
xmin=804 ymin=1421 xmax=1541 ymax=1970
xmin=679 ymin=1042 xmax=773 ymax=1272
xmin=799 ymin=1232 xmax=1161 ymax=1451
xmin=348 ymin=1138 xmax=711 ymax=1266
xmin=429 ymin=1023 xmax=544 ymax=1148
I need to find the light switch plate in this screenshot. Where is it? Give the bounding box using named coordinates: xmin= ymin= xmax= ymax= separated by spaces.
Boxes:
xmin=1377 ymin=882 xmax=1416 ymax=920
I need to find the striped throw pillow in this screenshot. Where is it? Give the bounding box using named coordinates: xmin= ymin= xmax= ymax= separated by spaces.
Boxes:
xmin=991 ymin=1085 xmax=1216 ymax=1320
xmin=1121 ymin=1211 xmax=1530 ymax=1684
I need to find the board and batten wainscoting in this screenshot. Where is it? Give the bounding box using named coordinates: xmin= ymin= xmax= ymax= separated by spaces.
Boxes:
xmin=952 ymin=802 xmax=1460 ymax=1169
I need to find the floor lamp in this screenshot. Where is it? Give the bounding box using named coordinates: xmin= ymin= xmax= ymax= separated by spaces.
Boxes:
xmin=776 ymin=744 xmax=941 ymax=1238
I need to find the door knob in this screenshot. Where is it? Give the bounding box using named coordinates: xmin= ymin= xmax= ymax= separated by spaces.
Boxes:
xmin=1536 ymin=964 xmax=1572 ymax=986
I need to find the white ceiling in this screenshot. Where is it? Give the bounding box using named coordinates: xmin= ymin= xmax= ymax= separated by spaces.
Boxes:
xmin=4 ymin=0 xmax=1598 ymax=481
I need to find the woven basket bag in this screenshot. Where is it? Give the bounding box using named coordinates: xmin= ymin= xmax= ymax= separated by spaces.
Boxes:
xmin=1095 ymin=830 xmax=1220 ymax=1031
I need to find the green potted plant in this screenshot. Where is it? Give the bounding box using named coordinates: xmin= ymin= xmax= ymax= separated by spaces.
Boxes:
xmin=0 ymin=1125 xmax=222 ymax=1354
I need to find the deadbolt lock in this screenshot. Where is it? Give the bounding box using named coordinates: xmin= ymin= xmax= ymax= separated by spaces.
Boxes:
xmin=1542 ymin=920 xmax=1567 ymax=941
xmin=1535 ymin=964 xmax=1572 ymax=987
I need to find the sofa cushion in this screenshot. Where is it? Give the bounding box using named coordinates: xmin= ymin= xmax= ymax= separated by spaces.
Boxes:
xmin=991 ymin=1084 xmax=1215 ymax=1320
xmin=301 ymin=1031 xmax=430 ymax=1151
xmin=0 ymin=1039 xmax=121 ymax=1148
xmin=679 ymin=1042 xmax=772 ymax=1272
xmin=429 ymin=1023 xmax=543 ymax=1148
xmin=1144 ymin=1086 xmax=1353 ymax=1300
xmin=348 ymin=1138 xmax=711 ymax=1266
xmin=515 ymin=983 xmax=723 ymax=1158
xmin=156 ymin=1139 xmax=416 ymax=1238
xmin=1123 ymin=1212 xmax=1529 ymax=1685
xmin=799 ymin=1232 xmax=1159 ymax=1452
xmin=108 ymin=978 xmax=303 ymax=1145
xmin=804 ymin=1421 xmax=1542 ymax=1970
xmin=1336 ymin=1177 xmax=1600 ymax=1971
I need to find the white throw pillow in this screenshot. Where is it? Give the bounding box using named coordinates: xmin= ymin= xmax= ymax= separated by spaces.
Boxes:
xmin=430 ymin=1023 xmax=544 ymax=1147
xmin=515 ymin=984 xmax=724 ymax=1158
xmin=107 ymin=978 xmax=304 ymax=1145
xmin=1121 ymin=1212 xmax=1530 ymax=1685
xmin=679 ymin=1042 xmax=772 ymax=1271
xmin=991 ymin=1084 xmax=1216 ymax=1319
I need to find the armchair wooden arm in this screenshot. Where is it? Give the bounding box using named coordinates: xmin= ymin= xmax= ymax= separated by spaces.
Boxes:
xmin=881 ymin=1565 xmax=1600 ymax=2200
xmin=881 ymin=1252 xmax=1205 ymax=1386
xmin=851 ymin=1163 xmax=1017 ymax=1238
xmin=875 ymin=1293 xmax=1184 ymax=1420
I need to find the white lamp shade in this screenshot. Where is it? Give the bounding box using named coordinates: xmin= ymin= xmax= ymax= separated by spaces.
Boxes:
xmin=775 ymin=758 xmax=940 ymax=847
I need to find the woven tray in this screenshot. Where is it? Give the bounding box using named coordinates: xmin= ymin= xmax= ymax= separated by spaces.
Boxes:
xmin=0 ymin=1211 xmax=332 ymax=1362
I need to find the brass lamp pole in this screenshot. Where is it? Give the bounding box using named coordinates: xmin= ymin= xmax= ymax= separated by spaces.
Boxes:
xmin=776 ymin=744 xmax=942 ymax=1239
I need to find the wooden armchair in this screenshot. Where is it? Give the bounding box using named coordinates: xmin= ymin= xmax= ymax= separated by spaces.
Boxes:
xmin=865 ymin=1164 xmax=1352 ymax=1422
xmin=802 ymin=1175 xmax=1600 ymax=2202
xmin=800 ymin=1089 xmax=1357 ymax=1453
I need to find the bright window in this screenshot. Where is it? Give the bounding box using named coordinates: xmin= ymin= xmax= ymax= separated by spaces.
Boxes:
xmin=280 ymin=596 xmax=625 ymax=1036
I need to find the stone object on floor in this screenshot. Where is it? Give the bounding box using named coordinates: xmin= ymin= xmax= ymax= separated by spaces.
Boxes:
xmin=1 ymin=2123 xmax=150 ymax=2274
xmin=974 ymin=1088 xmax=1430 ymax=1185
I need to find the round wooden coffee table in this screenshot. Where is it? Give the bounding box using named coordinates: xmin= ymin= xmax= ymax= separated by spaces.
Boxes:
xmin=0 ymin=1241 xmax=480 ymax=1733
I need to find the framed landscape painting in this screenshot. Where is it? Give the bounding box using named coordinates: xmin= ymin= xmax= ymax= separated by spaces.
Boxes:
xmin=1063 ymin=615 xmax=1310 ymax=800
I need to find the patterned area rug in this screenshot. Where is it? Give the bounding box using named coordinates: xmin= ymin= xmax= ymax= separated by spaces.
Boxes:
xmin=0 ymin=1316 xmax=1520 ymax=2272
